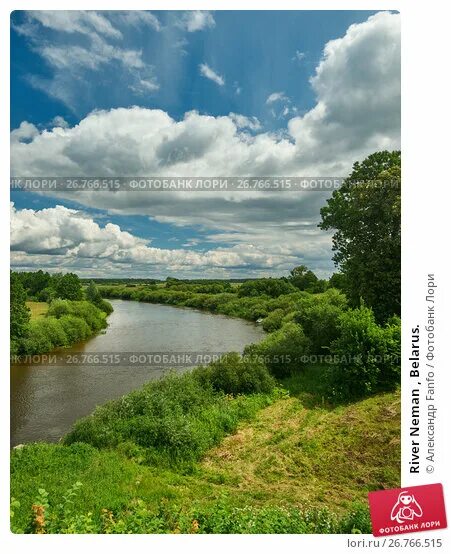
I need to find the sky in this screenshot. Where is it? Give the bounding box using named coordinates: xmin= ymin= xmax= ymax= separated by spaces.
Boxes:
xmin=10 ymin=10 xmax=400 ymax=279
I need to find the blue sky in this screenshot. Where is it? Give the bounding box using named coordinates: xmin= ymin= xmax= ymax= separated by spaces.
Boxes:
xmin=10 ymin=10 xmax=400 ymax=278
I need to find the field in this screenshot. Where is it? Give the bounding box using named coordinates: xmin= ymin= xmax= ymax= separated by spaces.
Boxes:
xmin=10 ymin=366 xmax=400 ymax=534
xmin=26 ymin=301 xmax=48 ymax=320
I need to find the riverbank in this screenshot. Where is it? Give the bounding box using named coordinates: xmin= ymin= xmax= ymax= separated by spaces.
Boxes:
xmin=11 ymin=299 xmax=113 ymax=356
xmin=10 ymin=364 xmax=400 ymax=533
xmin=11 ymin=300 xmax=264 ymax=446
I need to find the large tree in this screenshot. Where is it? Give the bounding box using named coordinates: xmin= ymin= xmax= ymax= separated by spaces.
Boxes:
xmin=54 ymin=273 xmax=83 ymax=301
xmin=10 ymin=272 xmax=30 ymax=345
xmin=289 ymin=265 xmax=319 ymax=291
xmin=319 ymin=151 xmax=400 ymax=322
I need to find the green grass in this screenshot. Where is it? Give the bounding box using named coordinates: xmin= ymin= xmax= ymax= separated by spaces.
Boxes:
xmin=26 ymin=301 xmax=48 ymax=320
xmin=10 ymin=366 xmax=399 ymax=533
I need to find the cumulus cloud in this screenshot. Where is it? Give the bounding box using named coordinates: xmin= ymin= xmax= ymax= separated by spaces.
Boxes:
xmin=50 ymin=116 xmax=69 ymax=129
xmin=10 ymin=11 xmax=400 ymax=277
xmin=179 ymin=11 xmax=215 ymax=32
xmin=288 ymin=11 xmax=400 ymax=163
xmin=10 ymin=203 xmax=309 ymax=276
xmin=199 ymin=63 xmax=225 ymax=86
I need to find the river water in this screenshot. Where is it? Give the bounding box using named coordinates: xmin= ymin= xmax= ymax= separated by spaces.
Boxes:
xmin=11 ymin=299 xmax=264 ymax=446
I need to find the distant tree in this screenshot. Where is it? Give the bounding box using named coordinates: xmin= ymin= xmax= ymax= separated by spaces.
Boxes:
xmin=320 ymin=151 xmax=401 ymax=322
xmin=238 ymin=278 xmax=296 ymax=298
xmin=86 ymin=281 xmax=102 ymax=304
xmin=54 ymin=273 xmax=83 ymax=301
xmin=289 ymin=265 xmax=319 ymax=291
xmin=27 ymin=270 xmax=51 ymax=296
xmin=10 ymin=272 xmax=30 ymax=344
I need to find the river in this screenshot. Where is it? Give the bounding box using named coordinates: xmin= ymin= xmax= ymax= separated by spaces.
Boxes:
xmin=10 ymin=299 xmax=264 ymax=446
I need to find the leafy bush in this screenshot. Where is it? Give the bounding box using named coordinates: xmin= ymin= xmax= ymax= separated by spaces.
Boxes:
xmin=262 ymin=308 xmax=285 ymax=332
xmin=20 ymin=320 xmax=55 ymax=354
xmin=47 ymin=300 xmax=107 ymax=332
xmin=58 ymin=314 xmax=92 ymax=343
xmin=295 ymin=289 xmax=347 ymax=353
xmin=64 ymin=371 xmax=275 ymax=464
xmin=238 ymin=278 xmax=296 ymax=299
xmin=328 ymin=307 xmax=401 ymax=400
xmin=193 ymin=352 xmax=275 ymax=395
xmin=16 ymin=300 xmax=109 ymax=355
xmin=245 ymin=322 xmax=311 ymax=378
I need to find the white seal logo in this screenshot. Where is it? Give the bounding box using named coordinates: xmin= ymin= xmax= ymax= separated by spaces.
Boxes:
xmin=390 ymin=491 xmax=423 ymax=524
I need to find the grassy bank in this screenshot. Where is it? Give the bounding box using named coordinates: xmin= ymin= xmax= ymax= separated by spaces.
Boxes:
xmin=26 ymin=301 xmax=48 ymax=320
xmin=10 ymin=365 xmax=399 ymax=534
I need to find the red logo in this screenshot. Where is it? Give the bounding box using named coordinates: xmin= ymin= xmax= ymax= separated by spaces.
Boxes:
xmin=368 ymin=484 xmax=447 ymax=537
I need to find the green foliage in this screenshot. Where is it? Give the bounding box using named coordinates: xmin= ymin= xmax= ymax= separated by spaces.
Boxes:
xmin=262 ymin=308 xmax=286 ymax=332
xmin=238 ymin=278 xmax=296 ymax=298
xmin=11 ymin=374 xmax=398 ymax=535
xmin=64 ymin=369 xmax=275 ymax=464
xmin=37 ymin=286 xmax=57 ymax=303
xmin=10 ymin=474 xmax=371 ymax=534
xmin=85 ymin=281 xmax=113 ymax=314
xmin=245 ymin=322 xmax=311 ymax=378
xmin=329 ymin=272 xmax=347 ymax=291
xmin=17 ymin=301 xmax=108 ymax=355
xmin=193 ymin=352 xmax=275 ymax=395
xmin=289 ymin=265 xmax=320 ymax=291
xmin=328 ymin=306 xmax=401 ymax=400
xmin=10 ymin=272 xmax=30 ymax=353
xmin=320 ymin=151 xmax=401 ymax=322
xmin=86 ymin=280 xmax=102 ymax=304
xmin=54 ymin=273 xmax=83 ymax=301
xmin=294 ymin=289 xmax=348 ymax=354
xmin=47 ymin=300 xmax=107 ymax=331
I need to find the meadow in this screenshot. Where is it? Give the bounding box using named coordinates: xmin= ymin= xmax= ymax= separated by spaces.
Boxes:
xmin=11 ymin=276 xmax=401 ymax=534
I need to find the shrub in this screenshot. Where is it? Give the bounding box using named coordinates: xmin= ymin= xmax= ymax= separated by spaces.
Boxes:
xmin=193 ymin=352 xmax=275 ymax=395
xmin=328 ymin=307 xmax=401 ymax=400
xmin=295 ymin=292 xmax=347 ymax=353
xmin=262 ymin=308 xmax=286 ymax=332
xmin=58 ymin=315 xmax=92 ymax=343
xmin=64 ymin=371 xmax=274 ymax=463
xmin=21 ymin=320 xmax=54 ymax=354
xmin=16 ymin=300 xmax=109 ymax=355
xmin=238 ymin=279 xmax=296 ymax=299
xmin=245 ymin=322 xmax=311 ymax=378
xmin=47 ymin=300 xmax=107 ymax=332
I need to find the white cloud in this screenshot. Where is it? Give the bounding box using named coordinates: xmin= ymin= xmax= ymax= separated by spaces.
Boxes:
xmin=288 ymin=11 xmax=400 ymax=163
xmin=266 ymin=92 xmax=289 ymax=104
xmin=199 ymin=63 xmax=225 ymax=86
xmin=228 ymin=113 xmax=261 ymax=131
xmin=21 ymin=10 xmax=123 ymax=39
xmin=292 ymin=50 xmax=306 ymax=62
xmin=12 ymin=12 xmax=400 ymax=179
xmin=14 ymin=11 xmax=160 ymax=111
xmin=10 ymin=11 xmax=400 ymax=277
xmin=10 ymin=203 xmax=299 ymax=275
xmin=180 ymin=11 xmax=215 ymax=32
xmin=115 ymin=11 xmax=161 ymax=31
xmin=10 ymin=121 xmax=39 ymax=143
xmin=50 ymin=116 xmax=69 ymax=129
